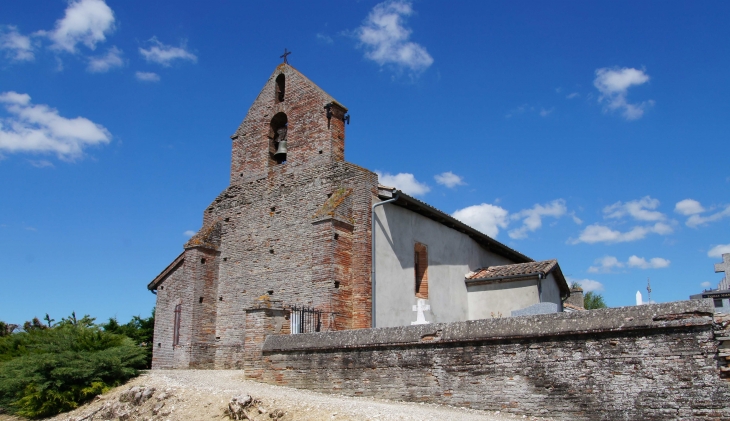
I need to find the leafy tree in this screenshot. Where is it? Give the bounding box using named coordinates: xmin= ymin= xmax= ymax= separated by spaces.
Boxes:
xmin=0 ymin=322 xmax=18 ymax=338
xmin=100 ymin=308 xmax=155 ymax=368
xmin=22 ymin=318 xmax=47 ymax=332
xmin=570 ymin=282 xmax=608 ymax=310
xmin=584 ymin=291 xmax=608 ymax=309
xmin=0 ymin=312 xmax=150 ymax=418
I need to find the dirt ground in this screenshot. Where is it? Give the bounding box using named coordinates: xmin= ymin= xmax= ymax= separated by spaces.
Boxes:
xmin=0 ymin=370 xmax=555 ymax=421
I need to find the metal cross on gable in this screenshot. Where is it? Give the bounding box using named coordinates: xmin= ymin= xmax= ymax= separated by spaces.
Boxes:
xmin=280 ymin=48 xmax=291 ymax=64
xmin=715 ymin=253 xmax=730 ymax=290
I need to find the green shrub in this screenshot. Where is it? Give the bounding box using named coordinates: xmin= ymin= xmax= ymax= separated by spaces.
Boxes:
xmin=100 ymin=308 xmax=155 ymax=368
xmin=0 ymin=322 xmax=146 ymax=418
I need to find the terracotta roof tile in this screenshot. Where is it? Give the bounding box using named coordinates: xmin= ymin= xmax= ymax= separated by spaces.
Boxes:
xmin=466 ymin=259 xmax=558 ymax=280
xmin=563 ymin=303 xmax=587 ymax=311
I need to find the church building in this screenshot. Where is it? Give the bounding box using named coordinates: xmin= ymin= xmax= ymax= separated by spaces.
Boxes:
xmin=147 ymin=62 xmax=571 ymax=369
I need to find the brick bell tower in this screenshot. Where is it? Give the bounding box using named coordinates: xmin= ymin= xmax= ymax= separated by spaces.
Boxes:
xmin=183 ymin=62 xmax=381 ymax=369
xmin=229 ymin=63 xmax=349 ymax=183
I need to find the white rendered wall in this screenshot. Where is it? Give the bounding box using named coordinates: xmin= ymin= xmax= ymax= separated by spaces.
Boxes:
xmin=373 ymin=202 xmax=514 ymax=327
xmin=467 ymin=279 xmax=539 ymax=320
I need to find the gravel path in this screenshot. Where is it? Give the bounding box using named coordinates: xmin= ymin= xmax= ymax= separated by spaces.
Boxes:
xmin=29 ymin=370 xmax=555 ymax=421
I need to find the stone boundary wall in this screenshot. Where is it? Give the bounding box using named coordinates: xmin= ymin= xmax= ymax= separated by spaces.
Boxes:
xmin=253 ymin=300 xmax=730 ymax=420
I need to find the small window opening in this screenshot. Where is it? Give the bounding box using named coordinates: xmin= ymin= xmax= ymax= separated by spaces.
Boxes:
xmin=200 ymin=258 xmax=206 ymax=264
xmin=334 ymin=233 xmax=339 ymax=240
xmin=173 ymin=304 xmax=182 ymax=346
xmin=715 ymin=298 xmax=723 ymax=308
xmin=224 ymin=217 xmax=230 ymax=222
xmin=223 ymin=257 xmax=228 ymax=262
xmin=267 ymin=290 xmax=274 ymax=295
xmin=270 ymin=249 xmax=274 ymax=254
xmin=159 ymin=286 xmax=164 ymax=290
xmin=275 ymin=74 xmax=285 ymax=103
xmin=414 ymin=242 xmax=429 ymax=299
xmin=269 ymin=113 xmax=288 ymax=165
xmin=271 ymin=207 xmax=276 ymax=212
xmin=199 ymin=297 xmax=203 ymax=303
xmin=219 ymin=296 xmax=223 ymax=301
xmin=334 ymin=281 xmax=340 ymax=289
xmin=319 ymin=150 xmax=323 ymax=154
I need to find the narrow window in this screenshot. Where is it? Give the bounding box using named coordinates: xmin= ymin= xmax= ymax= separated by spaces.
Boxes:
xmin=414 ymin=242 xmax=428 ymax=298
xmin=715 ymin=298 xmax=723 ymax=308
xmin=173 ymin=304 xmax=182 ymax=346
xmin=275 ymin=74 xmax=285 ymax=103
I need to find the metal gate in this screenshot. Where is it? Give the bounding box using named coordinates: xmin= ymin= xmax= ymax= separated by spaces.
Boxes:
xmin=289 ymin=305 xmax=322 ymax=334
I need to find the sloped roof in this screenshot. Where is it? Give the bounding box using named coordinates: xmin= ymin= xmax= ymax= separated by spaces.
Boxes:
xmin=466 ymin=260 xmax=558 ymax=280
xmin=465 ymin=259 xmax=570 ymax=297
xmin=379 ymin=189 xmax=532 ymax=264
xmin=147 ymin=252 xmax=184 ymax=291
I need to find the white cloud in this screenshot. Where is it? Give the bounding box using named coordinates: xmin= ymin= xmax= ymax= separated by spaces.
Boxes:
xmin=376 ymin=171 xmax=430 ymax=196
xmin=570 ymin=212 xmax=583 ymax=225
xmin=434 ymin=171 xmax=465 ymax=188
xmin=28 ymin=159 xmax=54 ymax=168
xmin=139 ymin=37 xmax=197 ymax=66
xmin=686 ymin=205 xmax=730 ymax=228
xmin=539 ymin=107 xmax=554 ymax=117
xmin=451 ymin=203 xmax=509 ymax=238
xmin=570 ymin=222 xmax=672 ymax=244
xmin=355 ymin=0 xmax=433 ymax=73
xmin=135 ymin=71 xmax=160 ymax=82
xmin=566 ymin=92 xmax=579 ymax=99
xmin=603 ymin=196 xmax=665 ymax=221
xmin=508 ymin=199 xmax=567 ymax=239
xmin=0 ymin=91 xmax=111 ymax=160
xmin=183 ymin=230 xmax=196 ymax=237
xmin=87 ymin=46 xmax=122 ymax=72
xmin=0 ymin=26 xmax=35 ymax=61
xmin=674 ymin=199 xmax=705 ymax=216
xmin=588 ymin=255 xmax=670 ymax=272
xmin=593 ymin=67 xmax=653 ymax=120
xmin=627 ymin=255 xmax=670 ymax=269
xmin=709 ymin=244 xmax=730 ymax=258
xmin=701 ymin=281 xmax=712 ymax=288
xmin=588 ymin=256 xmax=624 ymax=273
xmin=569 ymin=277 xmax=604 ymax=293
xmin=316 ymin=33 xmax=334 ymax=44
xmin=46 ymin=0 xmax=115 ymax=53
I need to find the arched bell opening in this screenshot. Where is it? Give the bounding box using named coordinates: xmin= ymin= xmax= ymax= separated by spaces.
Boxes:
xmin=269 ymin=112 xmax=288 ymax=165
xmin=275 ymin=74 xmax=285 ymax=103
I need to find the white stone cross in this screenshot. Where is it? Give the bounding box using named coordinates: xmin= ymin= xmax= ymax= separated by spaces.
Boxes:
xmin=716 ymin=253 xmax=730 ymax=290
xmin=411 ymin=299 xmax=430 ymax=325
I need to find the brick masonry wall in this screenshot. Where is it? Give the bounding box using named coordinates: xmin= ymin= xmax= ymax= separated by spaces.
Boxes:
xmin=210 ymin=161 xmax=377 ymax=368
xmin=151 ymin=64 xmax=379 ymax=368
xmin=254 ymin=300 xmax=730 ymax=420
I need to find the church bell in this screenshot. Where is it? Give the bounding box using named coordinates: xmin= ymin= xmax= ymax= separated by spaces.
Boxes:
xmin=274 ymin=140 xmax=288 ymax=158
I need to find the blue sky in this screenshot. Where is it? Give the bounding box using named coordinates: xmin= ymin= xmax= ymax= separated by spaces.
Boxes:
xmin=1 ymin=0 xmax=729 ymax=325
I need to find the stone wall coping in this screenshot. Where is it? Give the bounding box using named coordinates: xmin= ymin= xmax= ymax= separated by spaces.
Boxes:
xmin=262 ymin=299 xmax=714 ymax=352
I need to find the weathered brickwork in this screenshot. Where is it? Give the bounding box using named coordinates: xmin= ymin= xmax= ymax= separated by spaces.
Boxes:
xmin=150 ymin=64 xmax=378 ymax=369
xmin=254 ymin=300 xmax=730 ymax=420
